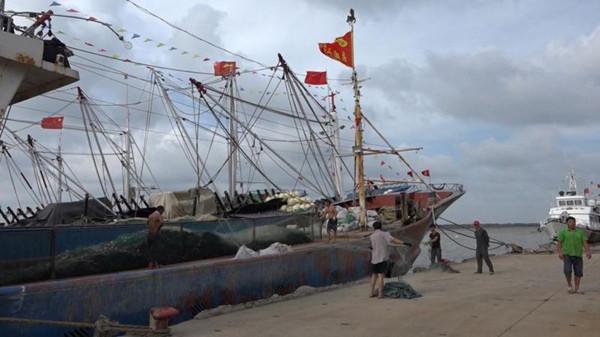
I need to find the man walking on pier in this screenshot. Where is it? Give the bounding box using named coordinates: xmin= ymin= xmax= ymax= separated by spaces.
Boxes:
xmin=557 ymin=216 xmax=591 ymax=294
xmin=474 ymin=220 xmax=494 ymax=274
xmin=429 ymin=225 xmax=442 ymax=266
xmin=369 ymin=221 xmax=409 ymax=298
xmin=147 ymin=205 xmax=165 ymax=269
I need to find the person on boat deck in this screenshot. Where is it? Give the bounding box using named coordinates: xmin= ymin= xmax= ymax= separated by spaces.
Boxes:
xmin=366 ymin=180 xmax=378 ymax=195
xmin=474 ymin=220 xmax=495 ymax=275
xmin=429 ymin=224 xmax=442 ymax=266
xmin=557 ymin=216 xmax=591 ymax=294
xmin=369 ymin=221 xmax=409 ymax=298
xmin=147 ymin=205 xmax=165 ymax=269
xmin=324 ymin=200 xmax=338 ymax=243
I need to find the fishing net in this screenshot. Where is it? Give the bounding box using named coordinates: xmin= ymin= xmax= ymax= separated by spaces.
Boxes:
xmin=1 ymin=226 xmax=313 ymax=286
xmin=382 ymin=281 xmax=422 ymax=299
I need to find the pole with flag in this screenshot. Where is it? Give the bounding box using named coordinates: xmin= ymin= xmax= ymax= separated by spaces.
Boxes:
xmin=318 ymin=9 xmax=365 ymax=229
xmin=346 ymin=9 xmax=367 ymax=229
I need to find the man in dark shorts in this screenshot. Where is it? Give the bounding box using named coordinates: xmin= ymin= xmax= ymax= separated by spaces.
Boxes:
xmin=324 ymin=200 xmax=338 ymax=243
xmin=369 ymin=221 xmax=409 ymax=298
xmin=557 ymin=216 xmax=591 ymax=294
xmin=429 ymin=225 xmax=442 ymax=266
xmin=147 ymin=205 xmax=165 ymax=269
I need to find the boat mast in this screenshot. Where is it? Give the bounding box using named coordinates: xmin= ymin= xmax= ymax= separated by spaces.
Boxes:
xmin=328 ymin=91 xmax=343 ymax=200
xmin=348 ymin=10 xmax=367 ymax=229
xmin=123 ymin=74 xmax=134 ymax=201
xmin=228 ymin=76 xmax=238 ymax=195
xmin=567 ymin=169 xmax=577 ymax=194
xmin=57 ymin=137 xmax=63 ymax=202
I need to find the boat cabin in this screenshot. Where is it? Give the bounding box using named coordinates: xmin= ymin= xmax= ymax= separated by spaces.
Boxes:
xmin=556 ymin=196 xmax=587 ymax=208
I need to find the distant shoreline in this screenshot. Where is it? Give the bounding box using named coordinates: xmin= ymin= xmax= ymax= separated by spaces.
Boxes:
xmin=438 ymin=223 xmax=539 ymax=228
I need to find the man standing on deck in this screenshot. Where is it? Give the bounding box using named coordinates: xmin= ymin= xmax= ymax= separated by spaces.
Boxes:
xmin=429 ymin=224 xmax=442 ymax=266
xmin=147 ymin=205 xmax=165 ymax=269
xmin=474 ymin=220 xmax=495 ymax=274
xmin=369 ymin=221 xmax=410 ymax=298
xmin=557 ymin=216 xmax=591 ymax=294
xmin=324 ymin=200 xmax=338 ymax=243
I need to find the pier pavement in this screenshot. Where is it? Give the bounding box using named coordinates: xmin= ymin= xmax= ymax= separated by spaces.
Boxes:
xmin=172 ymin=252 xmax=600 ymax=337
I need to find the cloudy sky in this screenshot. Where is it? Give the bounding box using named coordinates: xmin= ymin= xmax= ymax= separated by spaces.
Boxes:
xmin=3 ymin=0 xmax=600 ymax=223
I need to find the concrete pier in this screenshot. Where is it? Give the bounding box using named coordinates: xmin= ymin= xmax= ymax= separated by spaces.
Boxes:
xmin=172 ymin=253 xmax=600 ymax=337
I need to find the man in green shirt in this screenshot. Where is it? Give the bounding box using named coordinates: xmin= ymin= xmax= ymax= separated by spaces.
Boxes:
xmin=557 ymin=216 xmax=591 ymax=294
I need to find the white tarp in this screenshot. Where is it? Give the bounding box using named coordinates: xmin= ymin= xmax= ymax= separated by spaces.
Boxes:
xmin=233 ymin=245 xmax=259 ymax=259
xmin=232 ymin=242 xmax=293 ymax=260
xmin=149 ymin=187 xmax=217 ymax=220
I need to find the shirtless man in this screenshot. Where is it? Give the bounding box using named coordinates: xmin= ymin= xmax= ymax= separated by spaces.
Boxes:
xmin=324 ymin=200 xmax=338 ymax=243
xmin=147 ymin=206 xmax=165 ymax=268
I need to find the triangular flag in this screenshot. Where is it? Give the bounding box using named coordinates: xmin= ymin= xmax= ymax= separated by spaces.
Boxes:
xmin=143 ymin=38 xmax=152 ymax=43
xmin=66 ymin=8 xmax=79 ymax=13
xmin=111 ymin=53 xmax=119 ymax=59
xmin=49 ymin=2 xmax=62 ymax=6
xmin=84 ymin=42 xmax=94 ymax=46
xmin=318 ymin=31 xmax=353 ymax=68
xmin=98 ymin=48 xmax=107 ymax=52
xmin=169 ymin=47 xmax=177 ymax=51
xmin=181 ymin=51 xmax=188 ymax=55
xmin=156 ymin=43 xmax=165 ymax=48
xmin=203 ymin=57 xmax=210 ymax=61
xmin=87 ymin=16 xmax=97 ymax=21
xmin=131 ymin=33 xmax=140 ymax=39
xmin=117 ymin=28 xmax=126 ymax=33
xmin=56 ymin=30 xmax=64 ymax=34
xmin=192 ymin=54 xmax=200 ymax=58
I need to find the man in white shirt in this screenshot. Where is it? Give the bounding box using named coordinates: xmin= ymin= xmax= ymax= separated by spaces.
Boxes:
xmin=369 ymin=221 xmax=409 ymax=298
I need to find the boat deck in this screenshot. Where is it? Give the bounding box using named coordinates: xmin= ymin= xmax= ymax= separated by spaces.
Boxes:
xmin=171 ymin=252 xmax=600 ymax=337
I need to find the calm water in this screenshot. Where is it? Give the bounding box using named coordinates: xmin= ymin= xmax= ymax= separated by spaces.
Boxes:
xmin=412 ymin=224 xmax=552 ymax=268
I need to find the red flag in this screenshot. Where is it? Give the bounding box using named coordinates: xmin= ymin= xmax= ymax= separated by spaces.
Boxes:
xmin=407 ymin=171 xmax=413 ymax=177
xmin=421 ymin=169 xmax=430 ymax=177
xmin=41 ymin=116 xmax=64 ymax=129
xmin=584 ymin=187 xmax=590 ymax=194
xmin=304 ymin=71 xmax=327 ymax=85
xmin=213 ymin=61 xmax=236 ymax=76
xmin=318 ymin=31 xmax=353 ymax=68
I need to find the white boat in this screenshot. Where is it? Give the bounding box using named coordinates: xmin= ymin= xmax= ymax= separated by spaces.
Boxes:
xmin=540 ymin=171 xmax=600 ymax=242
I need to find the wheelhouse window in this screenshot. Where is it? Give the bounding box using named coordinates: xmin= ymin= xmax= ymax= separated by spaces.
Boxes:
xmin=559 ymin=201 xmax=566 ymax=206
xmin=566 ymin=200 xmax=574 ymax=206
xmin=575 ymin=200 xmax=583 ymax=206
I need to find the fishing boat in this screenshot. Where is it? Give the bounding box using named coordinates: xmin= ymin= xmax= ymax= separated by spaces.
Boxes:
xmin=0 ymin=7 xmax=464 ymax=337
xmin=540 ymin=171 xmax=600 ymax=242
